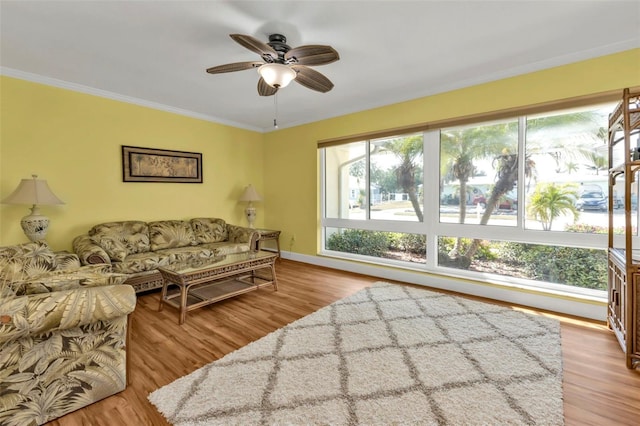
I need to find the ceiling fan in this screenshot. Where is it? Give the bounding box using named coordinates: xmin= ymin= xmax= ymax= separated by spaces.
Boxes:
xmin=206 ymin=33 xmax=339 ymax=96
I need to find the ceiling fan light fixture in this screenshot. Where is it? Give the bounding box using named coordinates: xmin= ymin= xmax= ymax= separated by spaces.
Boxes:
xmin=258 ymin=63 xmax=296 ymax=88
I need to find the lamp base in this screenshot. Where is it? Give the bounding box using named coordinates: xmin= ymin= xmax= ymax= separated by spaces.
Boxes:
xmin=245 ymin=207 xmax=256 ymax=229
xmin=21 ymin=206 xmax=49 ymax=242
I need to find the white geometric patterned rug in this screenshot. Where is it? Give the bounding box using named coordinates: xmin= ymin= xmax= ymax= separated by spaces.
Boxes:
xmin=148 ymin=282 xmax=564 ymax=425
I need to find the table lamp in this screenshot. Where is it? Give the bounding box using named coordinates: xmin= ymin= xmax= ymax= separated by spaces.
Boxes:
xmin=2 ymin=175 xmax=65 ymax=241
xmin=239 ymin=184 xmax=262 ymax=228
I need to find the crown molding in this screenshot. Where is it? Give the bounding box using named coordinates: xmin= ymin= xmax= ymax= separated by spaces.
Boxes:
xmin=0 ymin=67 xmax=265 ymax=133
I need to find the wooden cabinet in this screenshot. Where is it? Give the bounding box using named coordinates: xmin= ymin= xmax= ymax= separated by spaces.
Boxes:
xmin=607 ymin=88 xmax=640 ymax=369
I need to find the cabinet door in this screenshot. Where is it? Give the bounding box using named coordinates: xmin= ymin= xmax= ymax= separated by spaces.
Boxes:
xmin=608 ymin=259 xmax=627 ymax=347
xmin=632 ymin=273 xmax=640 ymax=365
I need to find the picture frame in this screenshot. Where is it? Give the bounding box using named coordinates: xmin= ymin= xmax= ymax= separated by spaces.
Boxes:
xmin=122 ymin=145 xmax=203 ymax=183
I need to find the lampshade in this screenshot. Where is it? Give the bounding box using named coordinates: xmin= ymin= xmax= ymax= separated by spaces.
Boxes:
xmin=258 ymin=63 xmax=297 ymax=88
xmin=239 ymin=184 xmax=262 ymax=202
xmin=2 ymin=175 xmax=64 ymax=206
xmin=2 ymin=175 xmax=64 ymax=242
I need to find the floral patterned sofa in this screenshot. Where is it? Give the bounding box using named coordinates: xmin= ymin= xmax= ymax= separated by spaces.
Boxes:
xmin=0 ymin=241 xmax=136 ymax=425
xmin=72 ymin=218 xmax=258 ymax=293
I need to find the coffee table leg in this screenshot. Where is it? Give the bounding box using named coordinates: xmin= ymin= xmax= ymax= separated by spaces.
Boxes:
xmin=179 ymin=284 xmax=188 ymax=325
xmin=159 ymin=279 xmax=168 ymax=312
xmin=271 ymin=262 xmax=278 ymax=291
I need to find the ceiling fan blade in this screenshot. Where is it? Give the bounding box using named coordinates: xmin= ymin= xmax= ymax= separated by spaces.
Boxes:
xmin=230 ymin=34 xmax=278 ymax=60
xmin=257 ymin=77 xmax=278 ymax=96
xmin=285 ymin=45 xmax=339 ymax=66
xmin=291 ymin=65 xmax=334 ymax=93
xmin=206 ymin=61 xmax=264 ymax=74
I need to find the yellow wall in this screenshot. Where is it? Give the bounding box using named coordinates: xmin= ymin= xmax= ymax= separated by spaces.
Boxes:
xmin=1 ymin=49 xmax=639 ymax=255
xmin=262 ymin=49 xmax=640 ymax=255
xmin=0 ymin=77 xmax=264 ymax=250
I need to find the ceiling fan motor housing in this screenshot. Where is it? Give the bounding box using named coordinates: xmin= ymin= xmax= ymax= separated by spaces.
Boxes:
xmin=267 ymin=34 xmax=290 ymax=62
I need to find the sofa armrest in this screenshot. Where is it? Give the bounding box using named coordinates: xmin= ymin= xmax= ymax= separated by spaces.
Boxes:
xmin=7 ymin=266 xmax=127 ymax=296
xmin=226 ymin=224 xmax=258 ymax=244
xmin=73 ymin=234 xmax=111 ymax=265
xmin=0 ymin=284 xmax=136 ymax=345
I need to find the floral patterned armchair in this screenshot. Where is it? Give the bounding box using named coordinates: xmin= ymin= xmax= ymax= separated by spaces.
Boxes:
xmin=0 ymin=241 xmax=136 ymax=425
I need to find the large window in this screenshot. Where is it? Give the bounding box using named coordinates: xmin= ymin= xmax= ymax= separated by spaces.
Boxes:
xmin=321 ymin=101 xmax=630 ymax=295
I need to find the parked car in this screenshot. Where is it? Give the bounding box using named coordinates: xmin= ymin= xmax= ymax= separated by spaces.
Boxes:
xmin=472 ymin=195 xmax=517 ymax=211
xmin=575 ymin=192 xmax=607 ymax=211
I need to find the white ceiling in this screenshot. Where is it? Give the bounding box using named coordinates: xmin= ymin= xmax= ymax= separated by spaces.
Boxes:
xmin=1 ymin=1 xmax=639 ymax=132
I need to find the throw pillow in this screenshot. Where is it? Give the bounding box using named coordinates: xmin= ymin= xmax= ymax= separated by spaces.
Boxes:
xmin=149 ymin=220 xmax=197 ymax=251
xmin=89 ymin=221 xmax=150 ymax=257
xmin=90 ymin=235 xmax=128 ymax=262
xmin=191 ymin=218 xmax=228 ymax=244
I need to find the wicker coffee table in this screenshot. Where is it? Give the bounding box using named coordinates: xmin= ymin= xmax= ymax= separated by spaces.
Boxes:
xmin=157 ymin=251 xmax=277 ymax=324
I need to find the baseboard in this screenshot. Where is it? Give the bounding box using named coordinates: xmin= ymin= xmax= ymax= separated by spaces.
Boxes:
xmin=280 ymin=251 xmax=606 ymax=321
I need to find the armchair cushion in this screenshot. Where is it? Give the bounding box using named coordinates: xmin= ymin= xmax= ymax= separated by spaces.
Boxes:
xmin=0 ymin=241 xmax=80 ymax=283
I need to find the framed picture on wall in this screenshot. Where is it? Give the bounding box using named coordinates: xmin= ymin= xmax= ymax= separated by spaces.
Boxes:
xmin=122 ymin=145 xmax=203 ymax=183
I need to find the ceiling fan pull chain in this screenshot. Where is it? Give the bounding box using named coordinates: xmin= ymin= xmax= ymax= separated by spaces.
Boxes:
xmin=274 ymin=92 xmax=279 ymax=129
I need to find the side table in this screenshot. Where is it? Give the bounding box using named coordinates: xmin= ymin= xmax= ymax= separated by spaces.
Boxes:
xmin=254 ymin=228 xmax=281 ymax=258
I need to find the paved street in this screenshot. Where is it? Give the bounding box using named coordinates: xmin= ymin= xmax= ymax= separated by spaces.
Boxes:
xmin=346 ymin=202 xmax=626 ymax=231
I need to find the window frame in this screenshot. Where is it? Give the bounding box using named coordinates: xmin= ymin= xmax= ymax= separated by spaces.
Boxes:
xmin=320 ymin=92 xmax=635 ymax=298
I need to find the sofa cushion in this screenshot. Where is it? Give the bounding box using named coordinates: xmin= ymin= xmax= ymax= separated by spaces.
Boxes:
xmin=149 ymin=220 xmax=197 ymax=251
xmin=0 ymin=241 xmax=58 ymax=283
xmin=109 ymin=251 xmax=173 ymax=275
xmin=200 ymin=241 xmax=251 ymax=255
xmin=89 ymin=221 xmax=150 ymax=261
xmin=155 ymin=246 xmax=217 ymax=264
xmin=191 ymin=218 xmax=228 ymax=244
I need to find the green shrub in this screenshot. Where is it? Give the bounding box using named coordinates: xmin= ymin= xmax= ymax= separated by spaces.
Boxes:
xmin=438 ymin=236 xmax=456 ymax=254
xmin=326 ymin=229 xmax=389 ymax=257
xmin=564 ymin=224 xmax=606 ymax=233
xmin=497 ymin=242 xmax=606 ymax=290
xmin=395 ymin=233 xmax=426 ymax=254
xmin=437 ymin=237 xmax=496 ymax=261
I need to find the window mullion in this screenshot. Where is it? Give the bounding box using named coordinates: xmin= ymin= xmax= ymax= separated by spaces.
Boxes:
xmin=365 ymin=140 xmax=371 ymax=220
xmin=517 ymin=116 xmax=526 ymax=228
xmin=425 ymin=129 xmax=440 ymax=268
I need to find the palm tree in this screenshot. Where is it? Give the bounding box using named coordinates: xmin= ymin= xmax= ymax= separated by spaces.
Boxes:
xmin=582 ymin=151 xmax=608 ymax=175
xmin=441 ymin=128 xmax=502 ymax=223
xmin=460 ymin=150 xmax=536 ymax=262
xmin=527 ymin=182 xmax=579 ymax=230
xmin=564 ymin=161 xmax=580 ymax=174
xmin=386 ymin=135 xmax=424 ymax=221
xmin=441 ymin=122 xmax=517 ymax=256
xmin=460 ymin=110 xmax=605 ymax=263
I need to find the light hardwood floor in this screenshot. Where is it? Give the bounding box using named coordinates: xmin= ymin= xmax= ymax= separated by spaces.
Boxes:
xmin=48 ymin=259 xmax=640 ymax=425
